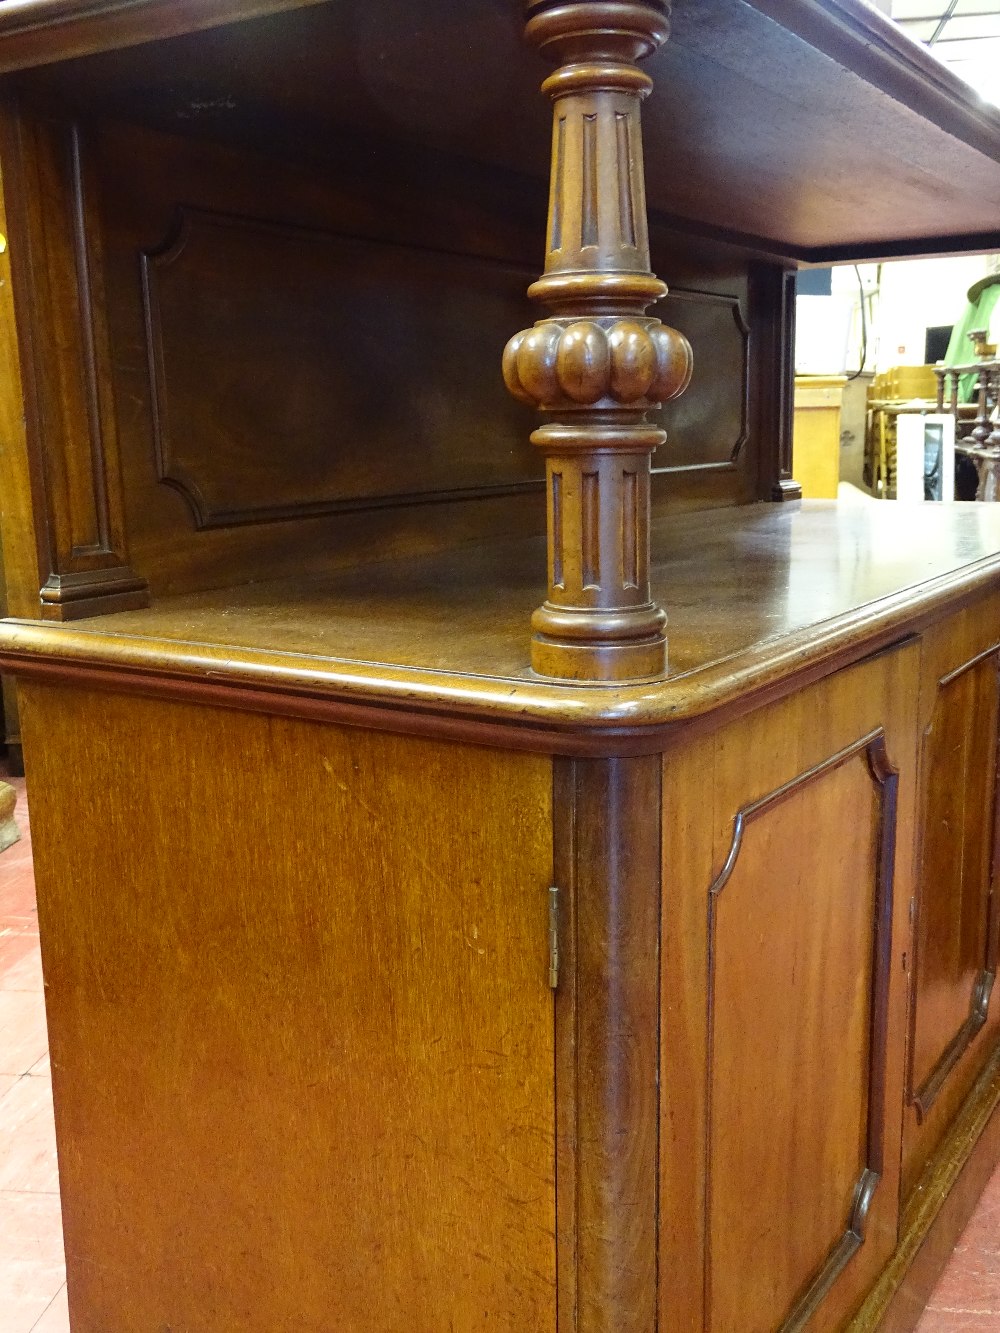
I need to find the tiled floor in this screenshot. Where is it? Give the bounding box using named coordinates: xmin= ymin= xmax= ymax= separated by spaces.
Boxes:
xmin=0 ymin=763 xmax=997 ymax=1332
xmin=915 ymin=1166 xmax=1000 ymax=1330
xmin=0 ymin=767 xmax=68 ymax=1333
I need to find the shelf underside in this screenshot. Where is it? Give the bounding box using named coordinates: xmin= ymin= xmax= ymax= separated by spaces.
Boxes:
xmin=2 ymin=0 xmax=1000 ymax=261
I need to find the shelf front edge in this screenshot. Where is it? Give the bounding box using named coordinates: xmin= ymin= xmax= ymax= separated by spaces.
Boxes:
xmin=2 ymin=551 xmax=1000 ymax=752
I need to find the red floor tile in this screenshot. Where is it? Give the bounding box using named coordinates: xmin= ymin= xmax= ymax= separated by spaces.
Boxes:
xmin=0 ymin=869 xmax=38 ymax=926
xmin=0 ymin=942 xmax=44 ymax=995
xmin=914 ymin=1316 xmax=1000 ymax=1331
xmin=928 ymin=1254 xmax=1000 ymax=1314
xmin=0 ymin=993 xmax=50 ymax=1078
xmin=916 ymin=1164 xmax=1000 ymax=1329
xmin=0 ymin=1075 xmax=59 ymax=1194
xmin=0 ymin=931 xmax=41 ymax=989
xmin=0 ymin=1190 xmax=66 ymax=1333
xmin=29 ymin=1285 xmax=68 ymax=1332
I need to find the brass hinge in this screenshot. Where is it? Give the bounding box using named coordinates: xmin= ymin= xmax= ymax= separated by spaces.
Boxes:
xmin=548 ymin=885 xmax=560 ymax=991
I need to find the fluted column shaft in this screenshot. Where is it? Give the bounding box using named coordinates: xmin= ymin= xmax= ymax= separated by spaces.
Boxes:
xmin=504 ymin=0 xmax=692 ymax=682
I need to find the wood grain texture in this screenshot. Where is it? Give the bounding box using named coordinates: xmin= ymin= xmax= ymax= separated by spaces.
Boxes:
xmin=4 ymin=0 xmax=1000 ymax=258
xmin=21 ymin=682 xmax=557 ymax=1331
xmin=2 ymin=505 xmax=1000 ymax=752
xmin=659 ymin=728 xmax=715 ymax=1330
xmin=0 ymin=106 xmax=146 ymax=618
xmin=553 ymin=755 xmax=662 ymax=1331
xmin=0 ymin=131 xmax=42 ymax=622
xmin=54 ymin=116 xmax=760 ymax=603
xmin=708 ymin=736 xmax=891 ymax=1330
xmin=141 ymin=206 xmax=540 ymax=528
xmin=0 ymin=127 xmax=37 ymax=769
xmin=0 ymin=0 xmax=331 ymax=72
xmin=504 ymin=0 xmax=691 ymax=681
xmin=902 ymin=598 xmax=1000 ymax=1204
xmin=848 ymin=1047 xmax=1000 ymax=1332
xmin=660 ymin=645 xmax=920 ymax=1332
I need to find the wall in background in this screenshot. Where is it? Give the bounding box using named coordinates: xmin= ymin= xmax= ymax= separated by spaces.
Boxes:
xmin=796 ymin=255 xmax=998 ymax=379
xmin=872 ymin=255 xmax=996 ymax=370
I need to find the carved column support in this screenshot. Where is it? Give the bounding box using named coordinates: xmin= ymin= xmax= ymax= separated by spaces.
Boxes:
xmin=504 ymin=0 xmax=692 ymax=681
xmin=972 ymin=366 xmax=992 ymax=447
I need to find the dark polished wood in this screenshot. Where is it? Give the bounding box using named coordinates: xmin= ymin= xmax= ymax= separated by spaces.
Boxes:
xmin=0 ymin=108 xmax=148 ymax=619
xmin=554 ymin=754 xmax=662 ymax=1331
xmin=1 ymin=3 xmax=1000 ymax=1331
xmin=503 ymin=0 xmax=692 ymax=681
xmin=3 ymin=504 xmax=1000 ymax=750
xmin=2 ymin=0 xmax=1000 ymax=260
xmin=902 ymin=604 xmax=1000 ymax=1205
xmin=0 ymin=109 xmax=780 ymax=606
xmin=660 ymin=646 xmax=920 ymax=1332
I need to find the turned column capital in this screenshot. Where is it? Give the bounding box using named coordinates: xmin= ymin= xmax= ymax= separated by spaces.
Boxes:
xmin=524 ymin=1 xmax=671 ymax=66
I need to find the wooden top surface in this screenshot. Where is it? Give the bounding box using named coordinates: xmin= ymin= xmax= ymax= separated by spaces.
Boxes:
xmin=3 ymin=502 xmax=1000 ymax=751
xmin=0 ymin=0 xmax=998 ymax=260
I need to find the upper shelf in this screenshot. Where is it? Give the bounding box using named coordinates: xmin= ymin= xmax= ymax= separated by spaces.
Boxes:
xmin=0 ymin=0 xmax=998 ymax=261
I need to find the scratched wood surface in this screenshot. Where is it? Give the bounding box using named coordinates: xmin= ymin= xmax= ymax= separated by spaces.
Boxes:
xmin=21 ymin=681 xmax=557 ymax=1332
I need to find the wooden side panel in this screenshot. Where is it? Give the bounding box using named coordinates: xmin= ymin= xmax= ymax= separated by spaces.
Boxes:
xmin=656 ymin=285 xmax=749 ymax=478
xmin=21 ymin=683 xmax=557 ymax=1332
xmin=0 ymin=107 xmax=147 ymax=618
xmin=903 ymin=596 xmax=1000 ymax=1204
xmin=0 ymin=144 xmax=42 ymax=620
xmin=753 ymin=263 xmax=801 ymax=502
xmin=0 ymin=116 xmax=772 ymax=602
xmin=141 ymin=206 xmax=541 ymax=529
xmin=661 ymin=646 xmax=920 ymax=1333
xmin=710 ymin=741 xmax=888 ymax=1329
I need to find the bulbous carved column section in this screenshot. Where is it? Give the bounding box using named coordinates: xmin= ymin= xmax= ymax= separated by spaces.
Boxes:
xmin=504 ymin=0 xmax=692 ymax=681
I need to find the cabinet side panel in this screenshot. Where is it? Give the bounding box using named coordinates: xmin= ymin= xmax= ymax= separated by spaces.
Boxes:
xmin=912 ymin=659 xmax=997 ymax=1088
xmin=660 ymin=646 xmax=919 ymax=1333
xmin=903 ymin=597 xmax=1000 ymax=1203
xmin=710 ymin=748 xmax=883 ymax=1330
xmin=21 ymin=683 xmax=557 ymax=1332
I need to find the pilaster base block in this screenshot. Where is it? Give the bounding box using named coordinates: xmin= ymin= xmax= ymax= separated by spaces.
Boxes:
xmin=772 ymin=477 xmax=803 ymax=502
xmin=531 ymin=629 xmax=667 ymax=681
xmin=40 ymin=567 xmax=150 ymax=621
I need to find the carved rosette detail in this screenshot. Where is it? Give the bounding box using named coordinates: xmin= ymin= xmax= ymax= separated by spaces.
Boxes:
xmin=503 ymin=317 xmax=692 ymax=409
xmin=504 ymin=0 xmax=691 ymax=681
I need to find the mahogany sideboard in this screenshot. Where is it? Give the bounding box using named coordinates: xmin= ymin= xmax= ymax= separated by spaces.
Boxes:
xmin=0 ymin=2 xmax=1000 ymax=1330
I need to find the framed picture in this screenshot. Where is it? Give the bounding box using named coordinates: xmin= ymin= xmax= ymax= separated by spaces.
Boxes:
xmin=896 ymin=412 xmax=955 ymax=502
